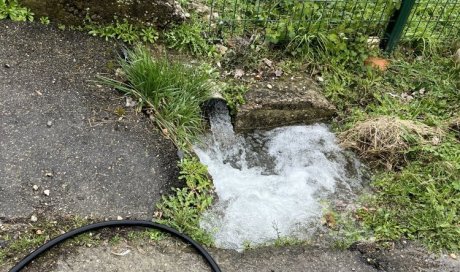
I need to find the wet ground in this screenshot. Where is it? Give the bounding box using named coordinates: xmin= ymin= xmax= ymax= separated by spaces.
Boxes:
xmin=0 ymin=21 xmax=459 ymax=272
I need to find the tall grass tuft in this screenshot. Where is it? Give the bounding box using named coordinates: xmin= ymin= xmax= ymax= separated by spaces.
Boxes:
xmin=99 ymin=46 xmax=211 ymax=149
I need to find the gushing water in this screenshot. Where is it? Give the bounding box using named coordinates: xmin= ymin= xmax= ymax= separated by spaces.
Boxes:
xmin=194 ymin=101 xmax=364 ymax=251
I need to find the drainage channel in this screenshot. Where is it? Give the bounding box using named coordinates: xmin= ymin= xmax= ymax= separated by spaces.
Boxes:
xmin=194 ymin=100 xmax=366 ymax=251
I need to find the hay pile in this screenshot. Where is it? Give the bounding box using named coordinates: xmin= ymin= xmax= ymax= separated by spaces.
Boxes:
xmin=339 ymin=116 xmax=442 ymax=169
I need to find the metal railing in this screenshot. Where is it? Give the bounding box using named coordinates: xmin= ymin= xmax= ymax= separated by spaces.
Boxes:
xmin=205 ymin=0 xmax=460 ymax=52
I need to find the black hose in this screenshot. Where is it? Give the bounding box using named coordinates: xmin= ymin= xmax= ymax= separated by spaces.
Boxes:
xmin=9 ymin=220 xmax=221 ymax=272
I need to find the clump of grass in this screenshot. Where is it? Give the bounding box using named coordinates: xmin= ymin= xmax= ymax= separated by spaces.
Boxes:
xmin=155 ymin=157 xmax=215 ymax=245
xmin=99 ymin=46 xmax=211 ymax=149
xmin=339 ymin=116 xmax=443 ymax=169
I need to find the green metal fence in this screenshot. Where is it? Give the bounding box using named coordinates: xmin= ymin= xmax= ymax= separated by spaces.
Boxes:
xmin=206 ymin=0 xmax=460 ymax=52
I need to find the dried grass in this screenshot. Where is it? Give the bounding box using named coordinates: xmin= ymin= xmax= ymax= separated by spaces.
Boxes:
xmin=449 ymin=116 xmax=460 ymax=131
xmin=339 ymin=116 xmax=443 ymax=169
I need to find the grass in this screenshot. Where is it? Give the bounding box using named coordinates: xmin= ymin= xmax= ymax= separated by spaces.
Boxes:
xmin=99 ymin=46 xmax=211 ymax=149
xmin=309 ymin=45 xmax=460 ymax=251
xmin=0 ymin=216 xmax=94 ymax=266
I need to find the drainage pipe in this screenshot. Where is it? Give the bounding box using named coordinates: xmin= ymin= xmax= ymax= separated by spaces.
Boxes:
xmin=9 ymin=220 xmax=221 ymax=272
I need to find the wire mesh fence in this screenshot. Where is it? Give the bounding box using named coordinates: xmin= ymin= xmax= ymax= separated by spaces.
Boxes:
xmin=403 ymin=0 xmax=460 ymax=41
xmin=205 ymin=0 xmax=460 ymax=51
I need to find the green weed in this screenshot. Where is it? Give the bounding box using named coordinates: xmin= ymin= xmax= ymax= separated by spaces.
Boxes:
xmin=221 ymin=83 xmax=248 ymax=115
xmin=165 ymin=18 xmax=213 ymax=56
xmin=87 ymin=19 xmax=158 ymax=44
xmin=155 ymin=157 xmax=214 ymax=246
xmin=99 ymin=46 xmax=211 ymax=149
xmin=39 ymin=16 xmax=49 ymax=25
xmin=0 ymin=0 xmax=33 ymax=21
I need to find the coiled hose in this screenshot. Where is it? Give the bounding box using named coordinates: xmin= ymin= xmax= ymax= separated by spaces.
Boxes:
xmin=9 ymin=220 xmax=221 ymax=272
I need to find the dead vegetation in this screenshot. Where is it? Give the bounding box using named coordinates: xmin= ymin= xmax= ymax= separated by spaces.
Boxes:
xmin=449 ymin=116 xmax=460 ymax=138
xmin=339 ymin=116 xmax=443 ymax=169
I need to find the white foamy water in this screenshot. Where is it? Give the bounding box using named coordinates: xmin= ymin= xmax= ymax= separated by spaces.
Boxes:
xmin=194 ymin=101 xmax=364 ymax=251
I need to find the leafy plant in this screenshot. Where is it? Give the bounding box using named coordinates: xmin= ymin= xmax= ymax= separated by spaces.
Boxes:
xmin=39 ymin=16 xmax=49 ymax=25
xmin=165 ymin=19 xmax=212 ymax=56
xmin=98 ymin=46 xmax=211 ymax=149
xmin=155 ymin=157 xmax=215 ymax=245
xmin=0 ymin=0 xmax=34 ymax=22
xmin=87 ymin=19 xmax=158 ymax=44
xmin=221 ymin=83 xmax=248 ymax=115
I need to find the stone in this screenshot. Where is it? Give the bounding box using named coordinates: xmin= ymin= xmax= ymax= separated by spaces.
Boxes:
xmin=18 ymin=0 xmax=186 ymax=27
xmin=234 ymin=78 xmax=336 ymax=132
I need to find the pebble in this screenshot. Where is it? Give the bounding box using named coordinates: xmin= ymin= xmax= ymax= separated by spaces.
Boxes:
xmin=4 ymin=63 xmax=11 ymax=68
xmin=125 ymin=96 xmax=137 ymax=107
xmin=117 ymin=216 xmax=123 ymax=220
xmin=36 ymin=229 xmax=43 ymax=235
xmin=267 ymin=84 xmax=273 ymax=89
xmin=32 ymin=185 xmax=39 ymax=191
xmin=30 ymin=215 xmax=38 ymax=222
xmin=43 ymin=189 xmax=50 ymax=196
xmin=450 ymin=253 xmax=457 ymax=259
xmin=46 ymin=120 xmax=53 ymax=127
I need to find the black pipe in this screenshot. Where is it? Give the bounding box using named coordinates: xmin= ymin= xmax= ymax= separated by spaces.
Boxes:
xmin=9 ymin=220 xmax=221 ymax=272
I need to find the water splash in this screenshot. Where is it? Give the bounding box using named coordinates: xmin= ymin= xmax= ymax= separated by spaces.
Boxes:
xmin=194 ymin=101 xmax=364 ymax=251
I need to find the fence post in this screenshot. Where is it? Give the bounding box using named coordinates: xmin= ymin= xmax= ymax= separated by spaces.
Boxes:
xmin=381 ymin=0 xmax=416 ymax=53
